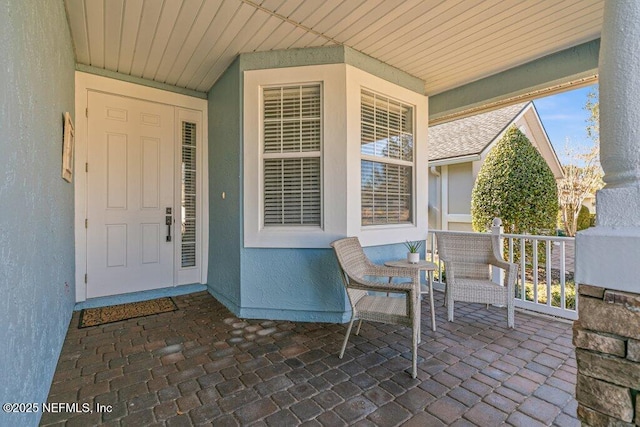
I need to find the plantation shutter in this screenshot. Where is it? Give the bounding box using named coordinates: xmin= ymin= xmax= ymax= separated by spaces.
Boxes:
xmin=181 ymin=121 xmax=197 ymax=267
xmin=360 ymin=90 xmax=414 ymax=225
xmin=263 ymin=85 xmax=322 ymax=226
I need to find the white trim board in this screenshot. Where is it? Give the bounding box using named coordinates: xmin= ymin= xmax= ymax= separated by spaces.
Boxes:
xmin=446 ymin=214 xmax=472 ymax=223
xmin=429 ymin=154 xmax=481 ymax=167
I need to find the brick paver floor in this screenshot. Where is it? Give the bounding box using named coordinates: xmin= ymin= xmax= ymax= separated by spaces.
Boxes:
xmin=41 ymin=291 xmax=578 ymax=426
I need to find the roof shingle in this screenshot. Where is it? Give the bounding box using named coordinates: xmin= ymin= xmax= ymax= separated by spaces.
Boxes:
xmin=429 ymin=102 xmax=530 ymax=161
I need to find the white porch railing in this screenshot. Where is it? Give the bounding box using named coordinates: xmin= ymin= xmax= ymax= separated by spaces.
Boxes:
xmin=427 ymin=227 xmax=577 ymax=320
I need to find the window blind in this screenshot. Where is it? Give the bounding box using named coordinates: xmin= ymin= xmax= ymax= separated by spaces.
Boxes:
xmin=361 ymin=90 xmax=414 ymax=225
xmin=263 ymin=84 xmax=322 ymax=226
xmin=361 ymin=90 xmax=413 ymax=161
xmin=361 ymin=161 xmax=412 ymax=225
xmin=181 ymin=121 xmax=197 ymax=267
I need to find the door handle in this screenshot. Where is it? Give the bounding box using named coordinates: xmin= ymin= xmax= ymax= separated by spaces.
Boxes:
xmin=165 ymin=207 xmax=172 ymax=242
xmin=166 ymin=215 xmax=172 ymax=242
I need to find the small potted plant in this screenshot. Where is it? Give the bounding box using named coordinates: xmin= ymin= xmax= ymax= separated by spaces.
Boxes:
xmin=404 ymin=240 xmax=423 ymax=264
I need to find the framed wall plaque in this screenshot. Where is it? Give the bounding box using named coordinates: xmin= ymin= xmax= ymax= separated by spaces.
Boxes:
xmin=62 ymin=112 xmax=74 ymax=183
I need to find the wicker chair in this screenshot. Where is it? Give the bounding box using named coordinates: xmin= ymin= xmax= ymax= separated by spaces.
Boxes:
xmin=331 ymin=237 xmax=421 ymax=378
xmin=435 ymin=232 xmax=518 ymax=328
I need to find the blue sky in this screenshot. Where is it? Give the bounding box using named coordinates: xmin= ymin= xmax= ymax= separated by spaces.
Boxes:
xmin=532 ymin=83 xmax=598 ymax=164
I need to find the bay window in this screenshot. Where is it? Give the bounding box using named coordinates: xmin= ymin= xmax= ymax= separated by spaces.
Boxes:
xmin=360 ymin=90 xmax=414 ymax=226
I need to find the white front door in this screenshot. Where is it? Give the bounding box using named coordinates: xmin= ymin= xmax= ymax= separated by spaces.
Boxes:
xmin=86 ymin=92 xmax=175 ymax=298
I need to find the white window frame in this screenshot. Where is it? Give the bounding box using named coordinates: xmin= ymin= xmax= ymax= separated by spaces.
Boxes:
xmin=262 ymin=84 xmax=323 ymax=228
xmin=175 ymin=108 xmax=204 ymax=285
xmin=360 ymin=89 xmax=416 ymax=227
xmin=344 ymin=66 xmax=428 ymax=247
xmin=244 ymin=65 xmax=347 ymax=248
xmin=244 ymin=64 xmax=428 ymax=249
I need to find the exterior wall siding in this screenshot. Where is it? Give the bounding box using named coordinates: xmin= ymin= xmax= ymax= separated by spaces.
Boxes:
xmin=207 ymin=58 xmax=242 ymax=310
xmin=239 ymin=45 xmax=425 ymax=95
xmin=428 ymin=168 xmax=441 ymax=230
xmin=207 ymin=46 xmax=427 ymax=322
xmin=238 ymin=244 xmax=412 ymax=323
xmin=0 ymin=1 xmax=76 ymax=425
xmin=240 ymin=249 xmax=346 ymax=322
xmin=447 ymin=162 xmax=474 ymax=215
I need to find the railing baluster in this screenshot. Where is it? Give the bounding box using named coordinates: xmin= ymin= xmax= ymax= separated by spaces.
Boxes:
xmin=437 ymin=235 xmax=442 ymax=281
xmin=427 ymin=232 xmax=443 ymax=283
xmin=533 ymin=239 xmax=538 ymax=304
xmin=507 ymin=237 xmax=517 ymax=299
xmin=508 ymin=237 xmax=514 ymax=263
xmin=427 ymin=229 xmax=576 ymax=319
xmin=428 ymin=233 xmax=434 ymax=262
xmin=520 ymin=238 xmax=526 ymax=301
xmin=545 ymin=239 xmax=552 ymax=307
xmin=560 ymin=241 xmax=566 ymax=310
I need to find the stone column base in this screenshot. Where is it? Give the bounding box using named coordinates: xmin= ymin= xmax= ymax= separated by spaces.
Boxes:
xmin=573 ymin=285 xmax=640 ymax=425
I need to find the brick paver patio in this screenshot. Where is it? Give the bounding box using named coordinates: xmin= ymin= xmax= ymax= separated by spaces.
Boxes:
xmin=41 ymin=291 xmax=578 ymax=426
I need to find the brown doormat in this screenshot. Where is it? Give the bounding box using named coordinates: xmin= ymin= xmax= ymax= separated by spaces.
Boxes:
xmin=78 ymin=297 xmax=178 ymax=328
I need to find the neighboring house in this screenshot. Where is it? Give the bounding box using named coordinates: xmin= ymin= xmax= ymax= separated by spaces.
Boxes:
xmin=428 ymin=102 xmax=564 ymax=231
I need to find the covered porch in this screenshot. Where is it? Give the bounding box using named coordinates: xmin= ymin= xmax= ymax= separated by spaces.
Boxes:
xmin=42 ymin=292 xmax=577 ymax=426
xmin=3 ymin=0 xmax=640 ymax=426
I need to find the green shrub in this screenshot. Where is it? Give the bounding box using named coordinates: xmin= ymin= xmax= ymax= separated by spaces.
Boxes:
xmin=556 ymin=210 xmax=564 ymax=232
xmin=577 ymin=205 xmax=592 ymax=232
xmin=471 ymin=126 xmax=558 ymax=235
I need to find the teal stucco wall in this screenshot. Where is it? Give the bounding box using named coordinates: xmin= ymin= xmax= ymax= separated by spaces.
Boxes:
xmin=239 ymin=243 xmax=418 ymax=323
xmin=0 ymin=1 xmax=76 ymax=425
xmin=207 ymin=59 xmax=242 ymax=310
xmin=206 ymin=46 xmax=425 ymax=323
xmin=239 ymin=45 xmax=425 ymax=94
xmin=240 ymin=248 xmax=345 ymax=322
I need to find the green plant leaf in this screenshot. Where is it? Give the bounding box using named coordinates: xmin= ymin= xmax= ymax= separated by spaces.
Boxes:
xmin=471 ymin=125 xmax=558 ymax=235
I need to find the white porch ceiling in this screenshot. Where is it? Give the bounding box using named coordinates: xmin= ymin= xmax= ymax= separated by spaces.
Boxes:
xmin=64 ymin=0 xmax=604 ymax=95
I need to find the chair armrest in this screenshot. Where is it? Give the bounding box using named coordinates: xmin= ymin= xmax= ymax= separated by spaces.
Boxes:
xmin=491 ymin=259 xmax=517 ymax=272
xmin=364 ymin=265 xmax=420 ymax=281
xmin=348 ymin=277 xmax=416 ymax=294
xmin=503 ymin=261 xmax=519 ymax=290
xmin=490 ymin=260 xmax=519 ymax=290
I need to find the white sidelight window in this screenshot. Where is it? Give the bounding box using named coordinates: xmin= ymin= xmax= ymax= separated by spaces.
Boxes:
xmin=360 ymin=90 xmax=414 ymax=226
xmin=262 ymin=84 xmax=322 ymax=227
xmin=181 ymin=121 xmax=197 ymax=267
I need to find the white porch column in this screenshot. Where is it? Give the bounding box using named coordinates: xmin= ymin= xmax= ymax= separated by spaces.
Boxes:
xmin=575 ymin=0 xmax=640 ymax=293
xmin=574 ymin=2 xmax=640 ymax=425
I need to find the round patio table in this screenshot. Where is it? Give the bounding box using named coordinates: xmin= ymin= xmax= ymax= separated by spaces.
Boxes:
xmin=384 ymin=259 xmax=437 ymax=332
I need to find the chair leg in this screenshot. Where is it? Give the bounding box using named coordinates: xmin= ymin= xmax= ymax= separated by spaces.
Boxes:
xmin=355 ymin=319 xmax=363 ymax=335
xmin=411 ymin=319 xmax=418 ymax=379
xmin=340 ymin=319 xmax=355 ymax=359
xmin=508 ymin=300 xmax=515 ymax=328
xmin=415 ymin=293 xmax=421 ymax=343
xmin=427 ymin=281 xmax=437 ymax=332
xmin=429 ymin=291 xmax=436 ymax=332
xmin=447 ymin=294 xmax=455 ymax=322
